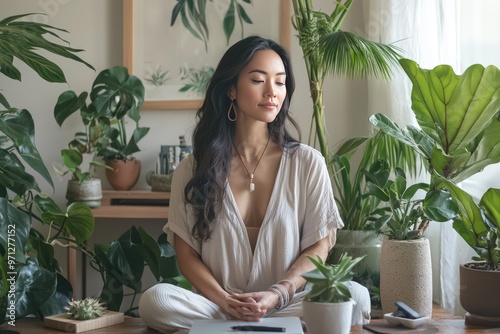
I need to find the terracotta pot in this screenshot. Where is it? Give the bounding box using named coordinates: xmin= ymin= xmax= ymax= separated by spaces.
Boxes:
xmin=303 ymin=300 xmax=353 ymax=334
xmin=380 ymin=237 xmax=433 ymax=318
xmin=460 ymin=263 xmax=500 ymax=325
xmin=105 ymin=158 xmax=141 ymax=190
xmin=66 ymin=179 xmax=102 ymax=208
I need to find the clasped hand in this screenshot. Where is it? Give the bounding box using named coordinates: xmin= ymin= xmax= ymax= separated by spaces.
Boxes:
xmin=224 ymin=291 xmax=278 ymax=321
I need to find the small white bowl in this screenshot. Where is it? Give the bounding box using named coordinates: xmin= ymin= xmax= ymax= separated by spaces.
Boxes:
xmin=384 ymin=313 xmax=430 ymax=328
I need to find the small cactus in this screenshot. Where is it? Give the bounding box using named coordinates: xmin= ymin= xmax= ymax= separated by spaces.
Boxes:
xmin=65 ymin=298 xmax=106 ymax=320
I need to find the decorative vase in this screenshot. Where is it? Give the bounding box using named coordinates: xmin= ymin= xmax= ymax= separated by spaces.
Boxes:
xmin=328 ymin=230 xmax=383 ymax=313
xmin=302 ymin=300 xmax=353 ymax=334
xmin=380 ymin=237 xmax=433 ymax=318
xmin=105 ymin=158 xmax=141 ymax=190
xmin=66 ymin=179 xmax=102 ymax=208
xmin=460 ymin=263 xmax=500 ymax=326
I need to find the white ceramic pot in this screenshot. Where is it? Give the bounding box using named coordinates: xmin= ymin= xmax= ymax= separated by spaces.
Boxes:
xmin=302 ymin=300 xmax=353 ymax=334
xmin=380 ymin=237 xmax=433 ymax=318
xmin=66 ymin=179 xmax=102 ymax=208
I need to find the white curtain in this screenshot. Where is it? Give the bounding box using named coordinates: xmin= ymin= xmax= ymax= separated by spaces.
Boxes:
xmin=361 ymin=0 xmax=487 ymax=315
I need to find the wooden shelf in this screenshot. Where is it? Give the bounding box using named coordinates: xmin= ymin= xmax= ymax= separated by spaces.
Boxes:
xmin=91 ymin=190 xmax=170 ymax=219
xmin=69 ymin=190 xmax=171 ymax=300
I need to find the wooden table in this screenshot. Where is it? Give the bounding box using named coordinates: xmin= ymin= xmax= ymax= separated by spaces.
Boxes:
xmin=5 ymin=305 xmax=495 ymax=334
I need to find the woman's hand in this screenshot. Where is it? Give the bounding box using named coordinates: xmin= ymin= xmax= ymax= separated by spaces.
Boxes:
xmin=224 ymin=291 xmax=278 ymax=321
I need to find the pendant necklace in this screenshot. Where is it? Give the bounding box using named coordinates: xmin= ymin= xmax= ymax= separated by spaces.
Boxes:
xmin=232 ymin=137 xmax=271 ymax=192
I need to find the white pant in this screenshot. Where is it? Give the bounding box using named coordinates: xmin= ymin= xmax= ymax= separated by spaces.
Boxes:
xmin=139 ymin=281 xmax=371 ymax=333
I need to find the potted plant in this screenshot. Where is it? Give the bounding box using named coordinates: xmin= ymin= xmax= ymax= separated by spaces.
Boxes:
xmin=363 ymin=159 xmax=457 ymax=317
xmin=290 ymin=0 xmax=404 ymax=314
xmin=0 ymin=13 xmax=95 ymax=321
xmin=54 ymin=66 xmax=149 ymax=191
xmin=440 ymin=179 xmax=500 ymax=326
xmin=327 ymin=131 xmax=422 ymax=311
xmin=302 ymin=253 xmax=365 ymax=334
xmin=369 ymin=58 xmax=500 ymax=320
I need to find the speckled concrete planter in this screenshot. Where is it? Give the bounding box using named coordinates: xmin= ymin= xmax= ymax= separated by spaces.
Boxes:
xmin=380 ymin=237 xmax=432 ymax=317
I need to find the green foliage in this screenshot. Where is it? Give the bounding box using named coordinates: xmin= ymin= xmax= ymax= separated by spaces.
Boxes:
xmin=364 ymin=160 xmax=457 ymax=240
xmin=0 ymin=13 xmax=95 ymax=321
xmin=54 ymin=66 xmax=149 ymax=179
xmin=171 ymin=0 xmax=252 ymax=51
xmin=0 ymin=13 xmax=94 ymax=82
xmin=370 ymin=59 xmax=500 ymax=185
xmin=332 ymin=131 xmax=422 ymax=231
xmin=441 ymin=180 xmax=500 ymax=269
xmin=179 ymin=66 xmax=215 ymax=97
xmin=369 ymin=59 xmax=500 ymax=258
xmin=89 ymin=227 xmax=188 ymax=315
xmin=292 ymin=0 xmax=401 ymax=161
xmin=302 ymin=253 xmax=364 ymax=303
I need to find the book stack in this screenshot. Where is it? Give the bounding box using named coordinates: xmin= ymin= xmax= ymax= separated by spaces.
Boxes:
xmin=158 ymin=136 xmax=192 ymax=175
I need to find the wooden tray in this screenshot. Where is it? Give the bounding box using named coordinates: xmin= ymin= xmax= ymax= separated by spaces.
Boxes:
xmin=43 ymin=311 xmax=124 ymax=333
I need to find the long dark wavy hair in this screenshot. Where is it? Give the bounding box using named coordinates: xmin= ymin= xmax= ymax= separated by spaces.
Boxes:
xmin=185 ymin=35 xmax=301 ymax=241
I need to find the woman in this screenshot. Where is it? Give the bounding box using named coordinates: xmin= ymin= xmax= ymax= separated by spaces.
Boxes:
xmin=139 ymin=35 xmax=370 ymax=332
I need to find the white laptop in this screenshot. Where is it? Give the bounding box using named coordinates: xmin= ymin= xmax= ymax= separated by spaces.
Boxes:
xmin=189 ymin=316 xmax=304 ymax=334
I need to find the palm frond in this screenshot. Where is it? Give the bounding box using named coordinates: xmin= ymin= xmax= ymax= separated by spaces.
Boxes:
xmin=319 ymin=31 xmax=402 ymax=80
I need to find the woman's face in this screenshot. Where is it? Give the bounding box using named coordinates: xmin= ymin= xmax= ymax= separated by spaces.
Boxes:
xmin=229 ymin=50 xmax=287 ymax=123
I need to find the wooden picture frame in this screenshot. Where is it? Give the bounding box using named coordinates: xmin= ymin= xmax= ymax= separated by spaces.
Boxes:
xmin=123 ymin=0 xmax=291 ymax=110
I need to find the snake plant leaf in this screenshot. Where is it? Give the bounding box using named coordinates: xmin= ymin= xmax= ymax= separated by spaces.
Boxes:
xmin=0 ymin=109 xmax=53 ymax=190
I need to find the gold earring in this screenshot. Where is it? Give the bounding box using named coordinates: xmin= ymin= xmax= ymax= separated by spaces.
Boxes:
xmin=227 ymin=100 xmax=237 ymax=121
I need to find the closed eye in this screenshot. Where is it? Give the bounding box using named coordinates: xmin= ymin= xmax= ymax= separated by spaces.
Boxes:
xmin=252 ymin=79 xmax=264 ymax=84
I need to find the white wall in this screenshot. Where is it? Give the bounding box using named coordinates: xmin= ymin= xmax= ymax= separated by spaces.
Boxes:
xmin=0 ymin=0 xmax=369 ymax=308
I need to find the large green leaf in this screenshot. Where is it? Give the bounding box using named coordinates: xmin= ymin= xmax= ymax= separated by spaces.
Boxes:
xmin=0 ymin=149 xmax=38 ymax=196
xmin=36 ymin=273 xmax=72 ymax=317
xmin=39 ymin=200 xmax=94 ymax=245
xmin=53 ymin=91 xmax=88 ymax=127
xmin=15 ymin=258 xmax=57 ymax=318
xmin=90 ymin=66 xmax=144 ymax=120
xmin=0 ymin=198 xmax=30 ymax=264
xmin=480 ymin=188 xmax=500 ymax=230
xmin=442 ymin=179 xmax=486 ymax=248
xmin=0 ymin=13 xmax=94 ymax=82
xmin=400 ymin=59 xmax=500 ymax=152
xmin=0 ymin=109 xmax=53 ymax=190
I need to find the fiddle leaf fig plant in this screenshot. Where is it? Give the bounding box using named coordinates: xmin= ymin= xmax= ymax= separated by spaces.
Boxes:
xmin=370 ymin=59 xmax=500 ymax=185
xmin=441 ymin=179 xmax=500 ymax=270
xmin=302 ymin=253 xmax=365 ymax=303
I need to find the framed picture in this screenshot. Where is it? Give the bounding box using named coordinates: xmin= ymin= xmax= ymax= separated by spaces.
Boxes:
xmin=123 ymin=0 xmax=291 ymax=110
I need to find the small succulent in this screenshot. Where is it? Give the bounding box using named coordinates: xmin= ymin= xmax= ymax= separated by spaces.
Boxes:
xmin=65 ymin=298 xmax=106 ymax=320
xmin=302 ymin=253 xmax=365 ymax=303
